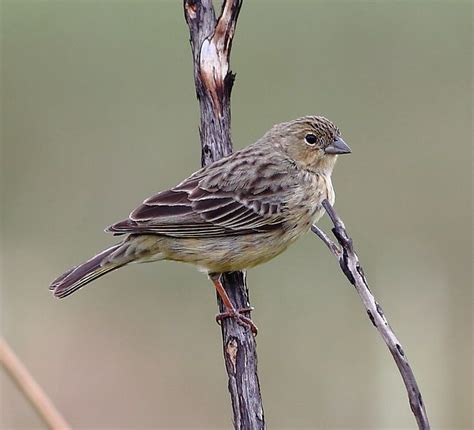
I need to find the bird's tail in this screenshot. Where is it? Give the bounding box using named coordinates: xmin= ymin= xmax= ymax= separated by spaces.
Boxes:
xmin=49 ymin=243 xmax=133 ymax=299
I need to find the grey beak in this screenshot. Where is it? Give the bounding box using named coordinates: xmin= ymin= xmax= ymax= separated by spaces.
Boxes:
xmin=324 ymin=137 xmax=351 ymax=154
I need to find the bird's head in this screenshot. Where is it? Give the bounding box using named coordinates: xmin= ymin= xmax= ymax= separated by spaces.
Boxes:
xmin=269 ymin=115 xmax=351 ymax=174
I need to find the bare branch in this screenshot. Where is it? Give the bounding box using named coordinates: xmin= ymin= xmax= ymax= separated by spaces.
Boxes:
xmin=184 ymin=1 xmax=265 ymax=429
xmin=0 ymin=337 xmax=71 ymax=430
xmin=311 ymin=224 xmax=341 ymax=258
xmin=313 ymin=200 xmax=431 ymax=430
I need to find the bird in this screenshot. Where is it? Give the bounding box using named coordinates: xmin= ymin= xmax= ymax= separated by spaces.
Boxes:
xmin=49 ymin=115 xmax=351 ymax=333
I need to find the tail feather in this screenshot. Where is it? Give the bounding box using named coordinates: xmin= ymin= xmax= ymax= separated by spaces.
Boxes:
xmin=50 ymin=244 xmax=128 ymax=299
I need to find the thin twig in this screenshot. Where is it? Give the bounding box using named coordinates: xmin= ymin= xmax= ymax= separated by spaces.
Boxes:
xmin=311 ymin=224 xmax=341 ymax=258
xmin=183 ymin=1 xmax=265 ymax=429
xmin=0 ymin=337 xmax=71 ymax=430
xmin=312 ymin=199 xmax=430 ymax=430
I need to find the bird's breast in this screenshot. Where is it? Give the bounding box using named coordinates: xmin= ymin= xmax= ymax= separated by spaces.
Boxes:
xmin=304 ymin=172 xmax=335 ymax=225
xmin=322 ymin=173 xmax=335 ymax=206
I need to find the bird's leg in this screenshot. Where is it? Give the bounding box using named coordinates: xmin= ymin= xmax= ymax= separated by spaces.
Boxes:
xmin=210 ymin=273 xmax=258 ymax=335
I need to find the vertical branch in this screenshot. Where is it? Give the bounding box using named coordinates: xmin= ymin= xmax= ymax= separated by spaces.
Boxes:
xmin=183 ymin=1 xmax=265 ymax=429
xmin=0 ymin=337 xmax=71 ymax=430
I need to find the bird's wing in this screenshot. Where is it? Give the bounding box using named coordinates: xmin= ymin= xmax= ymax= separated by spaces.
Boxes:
xmin=106 ymin=155 xmax=299 ymax=238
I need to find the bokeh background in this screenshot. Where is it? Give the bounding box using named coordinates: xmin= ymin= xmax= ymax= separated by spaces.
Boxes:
xmin=1 ymin=0 xmax=472 ymax=429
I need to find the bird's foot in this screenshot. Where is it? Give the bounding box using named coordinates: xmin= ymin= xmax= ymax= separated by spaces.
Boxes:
xmin=215 ymin=306 xmax=258 ymax=335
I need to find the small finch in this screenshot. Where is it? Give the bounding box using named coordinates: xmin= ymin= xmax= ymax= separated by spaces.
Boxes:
xmin=50 ymin=115 xmax=351 ymax=332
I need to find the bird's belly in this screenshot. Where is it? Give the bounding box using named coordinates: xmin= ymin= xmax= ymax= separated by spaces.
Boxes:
xmin=155 ymin=227 xmax=308 ymax=273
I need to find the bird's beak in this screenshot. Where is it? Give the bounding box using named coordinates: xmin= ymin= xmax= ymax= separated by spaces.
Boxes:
xmin=324 ymin=137 xmax=351 ymax=155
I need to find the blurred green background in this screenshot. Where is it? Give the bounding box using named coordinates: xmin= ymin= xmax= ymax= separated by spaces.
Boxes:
xmin=1 ymin=0 xmax=472 ymax=429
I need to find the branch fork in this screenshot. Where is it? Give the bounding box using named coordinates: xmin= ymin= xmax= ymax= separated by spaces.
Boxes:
xmin=199 ymin=0 xmax=240 ymax=115
xmin=312 ymin=200 xmax=430 ymax=430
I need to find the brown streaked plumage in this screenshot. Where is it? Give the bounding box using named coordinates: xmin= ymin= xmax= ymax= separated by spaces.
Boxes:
xmin=49 ymin=115 xmax=351 ymax=331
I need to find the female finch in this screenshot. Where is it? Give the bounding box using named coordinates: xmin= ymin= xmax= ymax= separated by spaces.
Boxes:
xmin=50 ymin=115 xmax=351 ymax=332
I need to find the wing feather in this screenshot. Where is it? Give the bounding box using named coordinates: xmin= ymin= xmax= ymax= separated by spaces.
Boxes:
xmin=106 ymin=152 xmax=299 ymax=238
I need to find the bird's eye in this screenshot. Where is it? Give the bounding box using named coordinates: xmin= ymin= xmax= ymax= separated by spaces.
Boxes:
xmin=305 ymin=134 xmax=317 ymax=145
